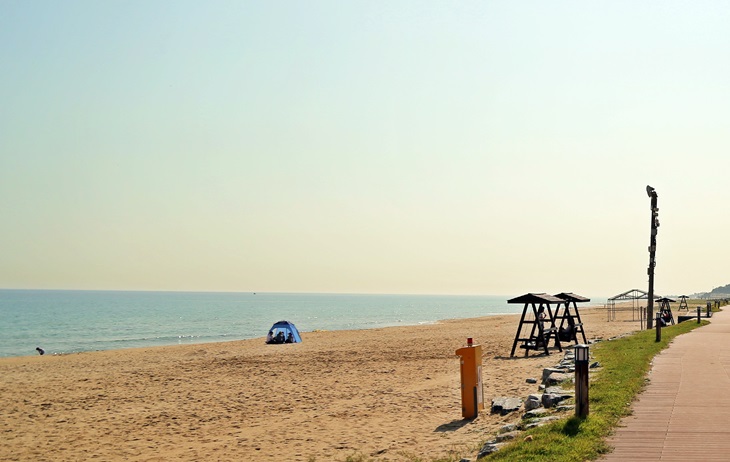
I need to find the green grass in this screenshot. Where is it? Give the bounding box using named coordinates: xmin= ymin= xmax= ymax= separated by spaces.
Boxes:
xmin=481 ymin=318 xmax=709 ymax=462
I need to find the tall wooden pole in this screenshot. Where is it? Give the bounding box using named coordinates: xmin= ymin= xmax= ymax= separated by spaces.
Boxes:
xmin=646 ymin=186 xmax=658 ymax=330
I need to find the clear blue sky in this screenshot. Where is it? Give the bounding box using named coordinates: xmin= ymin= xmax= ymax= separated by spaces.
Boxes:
xmin=1 ymin=1 xmax=729 ymax=296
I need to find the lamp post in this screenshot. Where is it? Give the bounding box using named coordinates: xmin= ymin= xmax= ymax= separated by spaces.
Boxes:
xmin=646 ymin=186 xmax=659 ymax=330
xmin=574 ymin=344 xmax=590 ymax=418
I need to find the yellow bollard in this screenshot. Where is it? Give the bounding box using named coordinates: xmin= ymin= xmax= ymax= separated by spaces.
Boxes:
xmin=455 ymin=337 xmax=484 ymax=419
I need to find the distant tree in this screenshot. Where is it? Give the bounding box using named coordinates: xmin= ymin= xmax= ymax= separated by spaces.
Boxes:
xmin=710 ymin=284 xmax=730 ymax=295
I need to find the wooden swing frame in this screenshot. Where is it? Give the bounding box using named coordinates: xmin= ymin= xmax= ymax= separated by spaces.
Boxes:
xmin=554 ymin=292 xmax=589 ymax=345
xmin=509 ymin=293 xmax=564 ymax=357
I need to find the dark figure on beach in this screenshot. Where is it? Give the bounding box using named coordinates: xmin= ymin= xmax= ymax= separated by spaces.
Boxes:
xmin=559 ymin=315 xmax=576 ymax=342
xmin=36 ymin=347 xmax=45 ymax=355
xmin=559 ymin=325 xmax=574 ymax=342
xmin=286 ymin=332 xmax=294 ymax=343
xmin=537 ymin=308 xmax=547 ymax=329
xmin=275 ymin=331 xmax=285 ymax=344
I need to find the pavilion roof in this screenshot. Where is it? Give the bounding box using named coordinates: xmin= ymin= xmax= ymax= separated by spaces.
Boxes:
xmin=554 ymin=292 xmax=591 ymax=303
xmin=608 ymin=288 xmax=662 ymax=301
xmin=507 ymin=293 xmax=565 ymax=304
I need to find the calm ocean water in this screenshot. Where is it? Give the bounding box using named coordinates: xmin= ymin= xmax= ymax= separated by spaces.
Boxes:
xmin=0 ymin=290 xmax=606 ymax=358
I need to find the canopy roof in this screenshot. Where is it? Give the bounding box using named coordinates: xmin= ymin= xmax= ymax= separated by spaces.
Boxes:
xmin=608 ymin=288 xmax=662 ymax=301
xmin=508 ymin=293 xmax=564 ymax=304
xmin=554 ymin=292 xmax=590 ymax=303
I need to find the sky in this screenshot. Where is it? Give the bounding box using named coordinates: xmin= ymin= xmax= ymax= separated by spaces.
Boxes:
xmin=1 ymin=1 xmax=729 ymax=297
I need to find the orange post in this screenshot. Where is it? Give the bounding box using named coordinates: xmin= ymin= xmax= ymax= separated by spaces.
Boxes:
xmin=455 ymin=337 xmax=484 ymax=419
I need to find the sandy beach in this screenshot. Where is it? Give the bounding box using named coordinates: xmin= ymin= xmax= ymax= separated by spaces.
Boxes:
xmin=0 ymin=305 xmax=641 ymax=461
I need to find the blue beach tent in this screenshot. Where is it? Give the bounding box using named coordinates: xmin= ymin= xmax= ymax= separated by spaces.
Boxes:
xmin=265 ymin=320 xmax=302 ymax=344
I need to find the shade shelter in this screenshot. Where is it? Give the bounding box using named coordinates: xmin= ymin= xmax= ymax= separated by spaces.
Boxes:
xmin=606 ymin=288 xmax=663 ymax=329
xmin=554 ymin=292 xmax=589 ymax=344
xmin=509 ymin=293 xmax=564 ymax=357
xmin=656 ymin=297 xmax=675 ymax=326
xmin=265 ymin=320 xmax=303 ymax=344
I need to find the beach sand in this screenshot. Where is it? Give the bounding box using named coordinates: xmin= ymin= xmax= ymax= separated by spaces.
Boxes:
xmin=0 ymin=305 xmax=642 ymax=461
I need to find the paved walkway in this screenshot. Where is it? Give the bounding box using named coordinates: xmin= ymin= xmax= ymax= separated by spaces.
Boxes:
xmin=602 ymin=307 xmax=730 ymax=461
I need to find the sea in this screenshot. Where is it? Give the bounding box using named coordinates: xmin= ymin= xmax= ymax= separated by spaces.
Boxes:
xmin=0 ymin=290 xmax=607 ymax=358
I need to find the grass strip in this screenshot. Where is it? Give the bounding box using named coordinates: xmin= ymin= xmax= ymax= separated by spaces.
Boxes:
xmin=482 ymin=318 xmax=708 ymax=462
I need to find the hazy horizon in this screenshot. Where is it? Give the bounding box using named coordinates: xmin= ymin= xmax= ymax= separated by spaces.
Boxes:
xmin=2 ymin=2 xmax=729 ymax=297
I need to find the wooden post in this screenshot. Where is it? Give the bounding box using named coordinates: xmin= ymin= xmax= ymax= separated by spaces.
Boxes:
xmin=655 ymin=313 xmax=661 ymax=342
xmin=646 ymin=186 xmax=658 ymax=330
xmin=697 ymin=307 xmax=701 ymax=324
xmin=574 ymin=345 xmax=589 ymax=418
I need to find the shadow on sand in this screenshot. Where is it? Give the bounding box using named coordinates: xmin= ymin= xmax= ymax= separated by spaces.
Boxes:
xmin=434 ymin=418 xmax=472 ymax=432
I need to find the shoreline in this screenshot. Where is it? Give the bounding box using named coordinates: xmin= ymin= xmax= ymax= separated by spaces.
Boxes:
xmin=1 ymin=300 xmax=611 ymax=360
xmin=0 ymin=305 xmax=639 ymax=461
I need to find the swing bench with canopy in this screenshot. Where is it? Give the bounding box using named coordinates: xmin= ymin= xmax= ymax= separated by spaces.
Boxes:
xmin=509 ymin=292 xmax=590 ymax=357
xmin=509 ymin=293 xmax=564 ymax=357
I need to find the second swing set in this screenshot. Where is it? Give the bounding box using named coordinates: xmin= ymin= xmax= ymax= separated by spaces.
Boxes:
xmin=509 ymin=292 xmax=589 ymax=357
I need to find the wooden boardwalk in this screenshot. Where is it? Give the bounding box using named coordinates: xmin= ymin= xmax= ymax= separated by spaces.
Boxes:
xmin=602 ymin=307 xmax=730 ymax=460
